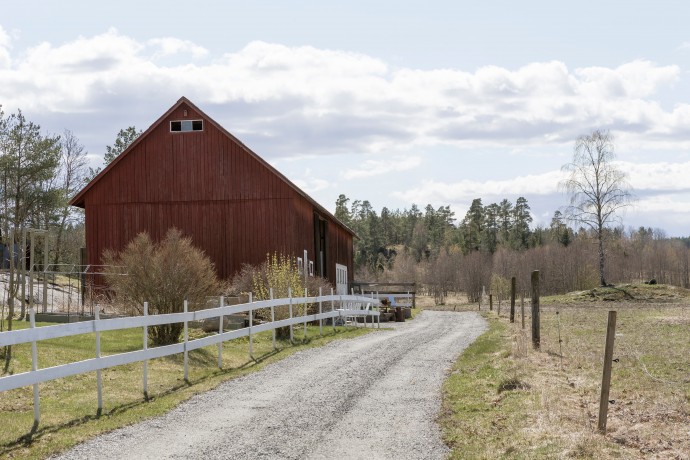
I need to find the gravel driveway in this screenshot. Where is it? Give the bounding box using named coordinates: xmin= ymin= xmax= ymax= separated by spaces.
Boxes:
xmin=54 ymin=310 xmax=487 ymax=460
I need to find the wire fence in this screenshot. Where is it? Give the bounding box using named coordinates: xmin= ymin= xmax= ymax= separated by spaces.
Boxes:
xmin=489 ymin=287 xmax=690 ymax=456
xmin=0 ymin=265 xmax=122 ymax=327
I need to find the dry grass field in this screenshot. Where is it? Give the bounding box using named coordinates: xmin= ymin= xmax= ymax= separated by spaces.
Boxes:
xmin=437 ymin=285 xmax=690 ymax=459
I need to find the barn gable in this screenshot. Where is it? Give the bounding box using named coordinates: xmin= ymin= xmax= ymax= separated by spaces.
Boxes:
xmin=70 ymin=97 xmax=354 ymax=285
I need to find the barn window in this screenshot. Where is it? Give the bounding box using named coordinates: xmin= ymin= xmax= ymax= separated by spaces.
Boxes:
xmin=170 ymin=120 xmax=203 ymax=132
xmin=297 ymin=257 xmax=304 ymax=275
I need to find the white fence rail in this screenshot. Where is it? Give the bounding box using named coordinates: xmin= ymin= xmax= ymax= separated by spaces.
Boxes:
xmin=368 ymin=293 xmax=413 ymax=304
xmin=0 ymin=292 xmax=380 ymax=426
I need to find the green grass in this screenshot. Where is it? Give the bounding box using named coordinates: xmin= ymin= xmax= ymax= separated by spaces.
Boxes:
xmin=0 ymin=320 xmax=372 ymax=459
xmin=440 ymin=315 xmax=545 ymax=459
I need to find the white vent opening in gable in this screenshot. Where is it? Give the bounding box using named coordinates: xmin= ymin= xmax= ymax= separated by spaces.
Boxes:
xmin=170 ymin=120 xmax=203 ymax=132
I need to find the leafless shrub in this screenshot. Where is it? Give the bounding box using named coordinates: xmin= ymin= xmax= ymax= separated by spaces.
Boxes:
xmin=103 ymin=228 xmax=223 ymax=346
xmin=228 ymin=253 xmax=333 ymax=339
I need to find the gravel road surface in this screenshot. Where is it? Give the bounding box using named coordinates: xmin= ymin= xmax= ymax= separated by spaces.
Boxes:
xmin=54 ymin=310 xmax=487 ymax=460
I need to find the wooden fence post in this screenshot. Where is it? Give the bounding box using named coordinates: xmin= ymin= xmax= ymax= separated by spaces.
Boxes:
xmin=303 ymin=288 xmax=308 ymax=340
xmin=29 ymin=231 xmax=35 ymax=312
xmin=288 ymin=288 xmax=294 ymax=343
xmin=510 ymin=277 xmax=516 ymax=323
xmin=95 ymin=306 xmax=103 ymax=415
xmin=29 ymin=307 xmax=40 ymax=429
xmin=331 ymin=288 xmax=336 ymax=332
xmin=319 ymin=287 xmax=323 ymax=336
xmin=42 ymin=237 xmax=49 ymax=313
xmin=143 ymin=302 xmax=149 ymax=399
xmin=183 ymin=300 xmax=189 ymax=383
xmin=340 ymin=295 xmax=345 ymax=328
xmin=249 ymin=292 xmax=254 ymax=360
xmin=531 ymin=271 xmax=540 ymax=350
xmin=521 ymin=291 xmax=525 ymax=329
xmin=489 ymin=294 xmax=493 ymax=311
xmin=598 ymin=310 xmax=617 ymax=433
xmin=270 ymin=288 xmax=276 ymax=350
xmin=218 ymin=296 xmax=224 ymax=369
xmin=20 ymin=228 xmax=26 ymax=319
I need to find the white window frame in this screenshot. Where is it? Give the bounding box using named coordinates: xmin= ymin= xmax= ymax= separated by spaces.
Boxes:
xmin=170 ymin=120 xmax=203 ymax=132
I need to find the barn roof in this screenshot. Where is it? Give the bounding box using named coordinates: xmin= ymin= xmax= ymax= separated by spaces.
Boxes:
xmin=70 ymin=97 xmax=355 ymax=237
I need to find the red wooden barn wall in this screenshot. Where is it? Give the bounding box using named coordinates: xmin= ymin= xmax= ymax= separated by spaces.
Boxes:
xmin=72 ymin=99 xmax=354 ymax=287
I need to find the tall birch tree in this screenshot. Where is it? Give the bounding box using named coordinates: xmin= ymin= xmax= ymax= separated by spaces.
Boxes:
xmin=561 ymin=130 xmax=633 ymax=286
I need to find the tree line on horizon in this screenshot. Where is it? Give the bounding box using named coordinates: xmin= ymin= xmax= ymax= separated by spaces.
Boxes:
xmin=336 ymin=191 xmax=689 ymax=302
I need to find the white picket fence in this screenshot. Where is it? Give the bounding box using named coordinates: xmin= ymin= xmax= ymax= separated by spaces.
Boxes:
xmin=0 ymin=290 xmax=380 ymax=426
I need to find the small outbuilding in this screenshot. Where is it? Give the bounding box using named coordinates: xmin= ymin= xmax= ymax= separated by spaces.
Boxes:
xmin=70 ymin=97 xmax=354 ymax=291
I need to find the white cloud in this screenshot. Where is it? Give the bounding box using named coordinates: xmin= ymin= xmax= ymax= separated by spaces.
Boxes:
xmin=392 ymin=170 xmax=566 ymax=205
xmin=391 ymin=159 xmax=690 ymax=210
xmin=0 ymin=30 xmax=688 ymax=159
xmin=147 ymin=37 xmax=208 ymax=60
xmin=342 ymin=156 xmax=422 ymax=180
xmin=1 ymin=33 xmax=686 ymax=192
xmin=630 ymin=192 xmax=690 ymax=234
xmin=621 ymin=160 xmax=690 ymax=192
xmin=292 ymin=168 xmax=332 ymax=193
xmin=0 ymin=25 xmax=11 ymax=68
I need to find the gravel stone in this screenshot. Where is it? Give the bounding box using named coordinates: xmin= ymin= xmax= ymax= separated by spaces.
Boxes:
xmin=52 ymin=310 xmax=487 ymax=460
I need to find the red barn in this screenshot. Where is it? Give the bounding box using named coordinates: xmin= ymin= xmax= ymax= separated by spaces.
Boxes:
xmin=70 ymin=97 xmax=354 ymax=291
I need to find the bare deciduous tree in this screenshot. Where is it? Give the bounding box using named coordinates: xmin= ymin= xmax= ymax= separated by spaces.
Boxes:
xmin=103 ymin=228 xmax=223 ymax=346
xmin=53 ymin=130 xmax=88 ymax=265
xmin=561 ymin=130 xmax=633 ymax=286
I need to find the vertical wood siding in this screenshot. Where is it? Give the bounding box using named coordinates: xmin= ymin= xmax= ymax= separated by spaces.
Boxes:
xmin=81 ymin=102 xmax=353 ymax=285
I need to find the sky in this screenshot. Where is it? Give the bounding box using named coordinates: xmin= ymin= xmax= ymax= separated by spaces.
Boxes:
xmin=2 ymin=1 xmax=690 ymax=236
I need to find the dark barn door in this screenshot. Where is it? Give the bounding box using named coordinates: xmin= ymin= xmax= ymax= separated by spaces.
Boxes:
xmin=313 ymin=213 xmax=328 ymax=278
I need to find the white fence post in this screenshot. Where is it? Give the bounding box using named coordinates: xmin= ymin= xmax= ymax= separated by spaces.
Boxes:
xmin=143 ymin=302 xmax=149 ymax=400
xmin=331 ymin=288 xmax=335 ymax=332
xmin=29 ymin=307 xmax=40 ymax=428
xmin=218 ymin=296 xmax=224 ymax=369
xmin=270 ymin=288 xmax=276 ymax=350
xmin=42 ymin=238 xmax=48 ymax=314
xmin=370 ymin=292 xmax=374 ymax=329
xmin=289 ymin=288 xmax=294 ymax=343
xmin=340 ymin=295 xmax=345 ymax=328
xmin=29 ymin=232 xmax=35 ymax=312
xmin=249 ymin=292 xmax=253 ymax=360
xmin=20 ymin=229 xmax=26 ymax=319
xmin=95 ymin=306 xmax=103 ymax=415
xmin=183 ymin=300 xmax=189 ymax=383
xmin=319 ymin=287 xmax=323 ymax=336
xmin=303 ymin=288 xmax=308 ymax=340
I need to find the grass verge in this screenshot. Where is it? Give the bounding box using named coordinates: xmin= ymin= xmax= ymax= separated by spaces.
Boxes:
xmin=441 ymin=287 xmax=690 ymax=459
xmin=0 ymin=321 xmax=372 ymax=459
xmin=440 ymin=315 xmax=542 ymax=458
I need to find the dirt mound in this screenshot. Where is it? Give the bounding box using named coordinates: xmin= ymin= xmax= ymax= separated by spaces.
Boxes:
xmin=566 ymin=284 xmax=690 ymax=303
